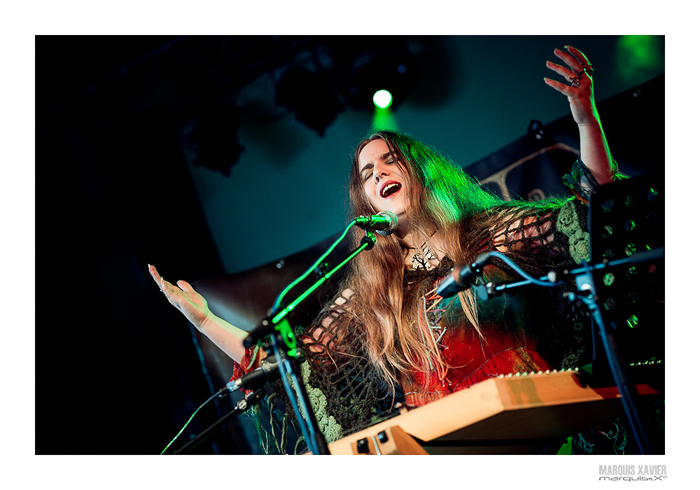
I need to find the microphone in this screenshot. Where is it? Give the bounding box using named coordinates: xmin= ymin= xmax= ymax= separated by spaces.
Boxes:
xmin=436 ymin=253 xmax=492 ymax=298
xmin=225 ymin=357 xmax=280 ymax=393
xmin=354 ymin=211 xmax=398 ymax=236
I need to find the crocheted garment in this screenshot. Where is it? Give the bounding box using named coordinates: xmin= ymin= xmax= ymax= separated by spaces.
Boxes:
xmin=396 ymin=197 xmax=593 ymax=408
xmin=229 ymin=162 xmax=621 ymax=454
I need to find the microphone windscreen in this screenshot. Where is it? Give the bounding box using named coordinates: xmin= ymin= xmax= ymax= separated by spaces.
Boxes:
xmin=376 ymin=211 xmax=398 ymax=236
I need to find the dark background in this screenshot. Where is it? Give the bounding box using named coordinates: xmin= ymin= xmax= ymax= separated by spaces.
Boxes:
xmin=35 ymin=35 xmax=664 ymax=456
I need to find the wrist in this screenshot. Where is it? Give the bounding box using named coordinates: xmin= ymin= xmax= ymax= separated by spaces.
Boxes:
xmin=196 ymin=310 xmax=216 ymax=332
xmin=574 ymin=105 xmax=600 ymax=127
xmin=576 ymin=116 xmax=605 ymax=133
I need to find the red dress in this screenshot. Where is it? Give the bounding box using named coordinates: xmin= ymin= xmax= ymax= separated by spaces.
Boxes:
xmin=398 ymin=264 xmax=554 ymax=408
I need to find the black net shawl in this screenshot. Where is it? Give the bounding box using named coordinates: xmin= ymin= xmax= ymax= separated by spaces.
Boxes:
xmin=249 ymin=161 xmax=613 ymax=454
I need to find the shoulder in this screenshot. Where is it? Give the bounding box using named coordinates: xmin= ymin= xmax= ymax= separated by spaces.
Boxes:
xmin=466 ymin=200 xmax=567 ymax=253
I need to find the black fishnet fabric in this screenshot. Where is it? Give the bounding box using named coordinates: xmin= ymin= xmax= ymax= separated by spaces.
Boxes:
xmin=256 ymin=197 xmax=596 ymax=452
xmin=294 ymin=290 xmax=406 ymax=438
xmin=472 ymin=199 xmax=593 ymax=372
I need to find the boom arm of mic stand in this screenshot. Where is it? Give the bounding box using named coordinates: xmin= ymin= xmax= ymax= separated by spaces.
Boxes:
xmin=479 ymin=249 xmax=663 ymax=454
xmin=479 ymin=247 xmax=665 ymax=300
xmin=244 ymin=232 xmax=377 ymax=351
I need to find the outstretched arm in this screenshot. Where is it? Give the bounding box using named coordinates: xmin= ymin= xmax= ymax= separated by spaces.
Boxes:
xmin=545 ymin=45 xmax=616 ymax=186
xmin=149 ymin=264 xmax=249 ymax=364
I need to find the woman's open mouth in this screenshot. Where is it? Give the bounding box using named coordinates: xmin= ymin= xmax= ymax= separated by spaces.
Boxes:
xmin=380 ymin=181 xmax=402 ymax=198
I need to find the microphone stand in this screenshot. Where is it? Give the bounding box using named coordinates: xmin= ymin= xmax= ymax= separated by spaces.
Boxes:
xmin=477 ymin=248 xmax=663 ymax=299
xmin=469 ymin=248 xmax=663 ymax=455
xmin=244 ymin=231 xmax=379 ymax=455
xmin=567 ymin=259 xmax=654 ymax=455
xmin=244 ymin=231 xmax=378 ymax=348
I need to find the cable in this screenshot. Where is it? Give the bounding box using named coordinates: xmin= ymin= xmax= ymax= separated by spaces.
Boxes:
xmin=160 ymin=221 xmax=355 ymax=455
xmin=487 ymin=251 xmax=563 ymax=287
xmin=160 ymin=389 xmax=226 ymax=455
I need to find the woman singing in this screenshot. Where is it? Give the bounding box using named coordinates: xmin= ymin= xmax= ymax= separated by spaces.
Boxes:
xmin=150 ymin=46 xmax=624 ymax=454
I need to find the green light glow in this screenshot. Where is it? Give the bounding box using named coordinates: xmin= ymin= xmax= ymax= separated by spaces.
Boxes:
xmin=373 ymin=89 xmax=393 ymax=109
xmin=603 ymin=273 xmax=615 ymax=287
xmin=615 ymin=36 xmax=664 ymax=83
xmin=372 ymin=106 xmax=399 ymax=132
xmin=626 ymin=315 xmax=640 ymax=329
xmin=620 ymin=36 xmax=661 ymax=65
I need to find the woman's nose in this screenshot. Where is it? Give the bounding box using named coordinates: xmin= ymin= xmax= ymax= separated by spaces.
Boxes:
xmin=373 ymin=165 xmax=388 ymax=182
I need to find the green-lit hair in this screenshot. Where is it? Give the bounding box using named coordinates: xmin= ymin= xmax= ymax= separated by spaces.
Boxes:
xmin=349 ymin=130 xmax=505 ymax=232
xmin=343 ymin=130 xmax=566 ymax=393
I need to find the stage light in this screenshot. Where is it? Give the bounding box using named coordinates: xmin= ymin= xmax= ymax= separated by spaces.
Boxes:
xmin=373 ymin=90 xmax=393 ymax=109
xmin=345 ymin=51 xmax=413 ymax=112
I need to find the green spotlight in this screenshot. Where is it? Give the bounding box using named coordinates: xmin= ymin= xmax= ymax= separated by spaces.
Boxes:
xmin=619 ymin=35 xmax=660 ymax=66
xmin=373 ymin=90 xmax=393 ymax=109
xmin=615 ymin=35 xmax=664 ymax=83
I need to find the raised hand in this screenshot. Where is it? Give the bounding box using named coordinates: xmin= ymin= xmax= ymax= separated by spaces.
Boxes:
xmin=148 ymin=264 xmax=211 ymax=329
xmin=544 ymin=45 xmax=598 ymax=126
xmin=544 ymin=45 xmax=615 ymax=185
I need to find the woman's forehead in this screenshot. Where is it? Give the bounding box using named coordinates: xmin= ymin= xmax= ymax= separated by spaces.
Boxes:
xmin=358 ymin=139 xmax=391 ymax=166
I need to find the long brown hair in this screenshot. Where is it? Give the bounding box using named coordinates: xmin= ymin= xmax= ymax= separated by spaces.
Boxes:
xmin=339 ymin=130 xmax=562 ymax=391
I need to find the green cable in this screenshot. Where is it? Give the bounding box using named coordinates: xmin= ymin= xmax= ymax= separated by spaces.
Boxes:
xmin=162 ymin=223 xmax=359 ymax=455
xmin=160 ymin=390 xmax=222 ymax=455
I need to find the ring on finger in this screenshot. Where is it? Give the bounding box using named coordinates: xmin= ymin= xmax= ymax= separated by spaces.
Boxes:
xmin=569 ymin=64 xmax=594 ymax=85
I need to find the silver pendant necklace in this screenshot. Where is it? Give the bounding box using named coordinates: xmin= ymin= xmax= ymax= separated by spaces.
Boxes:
xmin=409 ymin=232 xmax=438 ymax=270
